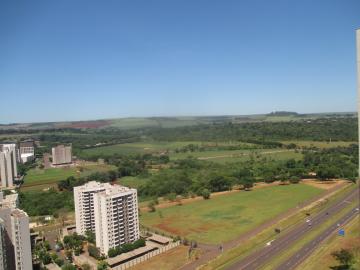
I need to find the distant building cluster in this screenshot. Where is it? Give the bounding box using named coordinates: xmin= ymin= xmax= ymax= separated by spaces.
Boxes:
xmin=74 ymin=181 xmax=140 ymax=254
xmin=52 ymin=144 xmax=72 ymax=165
xmin=0 ymin=191 xmax=32 ymax=270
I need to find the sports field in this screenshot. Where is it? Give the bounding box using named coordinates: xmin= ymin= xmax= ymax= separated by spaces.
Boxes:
xmin=140 ymin=184 xmax=323 ymax=244
xmin=22 ymin=164 xmax=116 ymax=191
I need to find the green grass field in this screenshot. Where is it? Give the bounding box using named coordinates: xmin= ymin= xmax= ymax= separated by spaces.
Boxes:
xmin=116 ymin=176 xmax=149 ymax=189
xmin=22 ymin=164 xmax=116 ymax=190
xmin=170 ymin=149 xmax=302 ymax=164
xmin=81 ymin=141 xmax=258 ymax=157
xmin=140 ymin=184 xmax=323 ymax=244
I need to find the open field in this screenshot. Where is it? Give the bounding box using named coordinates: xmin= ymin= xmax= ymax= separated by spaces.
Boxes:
xmin=296 ymin=216 xmax=360 ymax=270
xmin=81 ymin=141 xmax=258 ymax=157
xmin=170 ymin=149 xmax=303 ymax=163
xmin=199 ymin=184 xmax=354 ymax=270
xmin=116 ymin=176 xmax=149 ymax=189
xmin=82 ymin=141 xmax=203 ymax=156
xmin=140 ymin=184 xmax=323 ymax=244
xmin=22 ymin=164 xmax=116 ymax=191
xmin=281 ymin=140 xmax=357 ymax=148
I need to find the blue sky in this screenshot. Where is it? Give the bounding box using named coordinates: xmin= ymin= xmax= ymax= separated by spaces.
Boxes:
xmin=0 ymin=0 xmax=359 ymax=123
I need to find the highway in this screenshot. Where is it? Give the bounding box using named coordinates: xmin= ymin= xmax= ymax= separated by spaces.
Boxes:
xmin=225 ymin=187 xmax=359 ymax=270
xmin=276 ymin=206 xmax=359 ymax=270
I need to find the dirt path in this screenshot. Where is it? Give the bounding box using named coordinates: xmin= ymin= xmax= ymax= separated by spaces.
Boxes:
xmin=178 ymin=181 xmax=351 ymax=270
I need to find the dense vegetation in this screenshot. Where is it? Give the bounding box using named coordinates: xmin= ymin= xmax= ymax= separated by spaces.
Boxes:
xmin=14 ymin=116 xmax=358 ymax=217
xmin=146 ymin=118 xmax=357 ymax=142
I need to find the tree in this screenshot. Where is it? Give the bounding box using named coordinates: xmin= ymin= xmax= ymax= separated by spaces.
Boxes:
xmin=148 ymin=201 xmax=156 ymax=212
xmin=62 ymin=264 xmax=76 ymax=270
xmin=201 ymin=188 xmax=211 ymax=200
xmin=97 ymin=261 xmax=108 ymax=270
xmin=88 ymin=244 xmax=101 ymax=259
xmin=85 ymin=230 xmax=96 ymax=244
xmin=289 ymin=176 xmax=300 ymax=184
xmin=108 ymin=247 xmax=118 ymax=258
xmin=331 ymin=248 xmax=355 ymax=268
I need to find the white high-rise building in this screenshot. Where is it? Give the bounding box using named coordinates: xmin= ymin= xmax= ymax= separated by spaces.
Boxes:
xmin=0 ymin=144 xmax=18 ymax=188
xmin=74 ymin=181 xmax=112 ymax=235
xmin=52 ymin=145 xmax=72 ymax=165
xmin=0 ymin=208 xmax=32 ymax=270
xmin=74 ymin=181 xmax=140 ymax=255
xmin=94 ymin=185 xmax=140 ymax=254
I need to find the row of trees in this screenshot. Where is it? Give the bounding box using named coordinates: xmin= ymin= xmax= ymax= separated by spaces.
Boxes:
xmin=138 ymin=145 xmax=358 ymax=198
xmin=107 ymin=238 xmax=146 ymax=258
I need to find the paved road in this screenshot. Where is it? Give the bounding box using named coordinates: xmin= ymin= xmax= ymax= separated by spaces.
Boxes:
xmin=179 ymin=183 xmax=351 ymax=270
xmin=225 ymin=188 xmax=358 ymax=270
xmin=276 ymin=207 xmax=359 ymax=270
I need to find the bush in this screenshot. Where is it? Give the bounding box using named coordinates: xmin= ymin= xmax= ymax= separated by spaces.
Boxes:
xmin=88 ymin=245 xmax=101 ymax=260
xmin=201 ymin=189 xmax=211 ymax=200
xmin=290 ymin=176 xmax=300 ymax=184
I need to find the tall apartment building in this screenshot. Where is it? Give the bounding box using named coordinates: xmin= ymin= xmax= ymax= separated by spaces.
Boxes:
xmin=74 ymin=181 xmax=112 ymax=235
xmin=94 ymin=185 xmax=140 ymax=254
xmin=74 ymin=181 xmax=140 ymax=255
xmin=0 ymin=208 xmax=32 ymax=270
xmin=19 ymin=141 xmax=35 ymax=164
xmin=52 ymin=145 xmax=72 ymax=165
xmin=0 ymin=144 xmax=18 ymax=188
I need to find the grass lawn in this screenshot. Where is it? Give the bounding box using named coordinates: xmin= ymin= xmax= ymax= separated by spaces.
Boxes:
xmin=116 ymin=176 xmax=149 ymax=189
xmin=170 ymin=149 xmax=302 ymax=164
xmin=140 ymin=184 xmax=323 ymax=244
xmin=81 ymin=141 xmax=258 ymax=157
xmin=82 ymin=141 xmax=203 ymax=156
xmin=22 ymin=164 xmax=116 ymax=190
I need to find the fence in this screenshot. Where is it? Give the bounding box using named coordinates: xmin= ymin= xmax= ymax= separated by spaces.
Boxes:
xmin=110 ymin=241 xmax=181 ymax=270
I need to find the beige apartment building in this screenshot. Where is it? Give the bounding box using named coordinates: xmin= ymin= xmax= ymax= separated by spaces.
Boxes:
xmin=52 ymin=144 xmax=72 ymax=165
xmin=0 ymin=208 xmax=32 ymax=270
xmin=0 ymin=144 xmax=18 ymax=188
xmin=74 ymin=181 xmax=140 ymax=255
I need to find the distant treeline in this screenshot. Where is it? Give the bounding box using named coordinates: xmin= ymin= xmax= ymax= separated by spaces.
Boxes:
xmin=146 ymin=118 xmax=357 ymax=142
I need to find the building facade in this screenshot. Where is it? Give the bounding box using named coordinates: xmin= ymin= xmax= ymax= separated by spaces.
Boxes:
xmin=0 ymin=208 xmax=32 ymax=270
xmin=74 ymin=181 xmax=112 ymax=235
xmin=0 ymin=144 xmax=18 ymax=188
xmin=94 ymin=185 xmax=140 ymax=254
xmin=19 ymin=141 xmax=35 ymax=164
xmin=52 ymin=145 xmax=72 ymax=165
xmin=74 ymin=182 xmax=140 ymax=255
